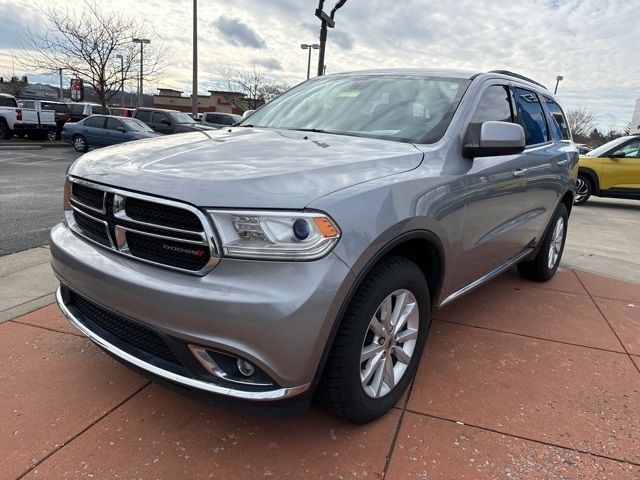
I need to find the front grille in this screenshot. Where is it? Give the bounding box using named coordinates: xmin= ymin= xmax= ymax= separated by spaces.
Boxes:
xmin=126 ymin=232 xmax=210 ymax=270
xmin=73 ymin=211 xmax=110 ymax=246
xmin=72 ymin=292 xmax=180 ymax=365
xmin=67 ymin=180 xmax=217 ymax=274
xmin=72 ymin=183 xmax=104 ymax=210
xmin=125 ymin=197 xmax=202 ymax=231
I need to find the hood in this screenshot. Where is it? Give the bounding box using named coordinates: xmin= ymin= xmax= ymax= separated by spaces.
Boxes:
xmin=175 ymin=123 xmax=215 ymax=132
xmin=69 ymin=128 xmax=423 ymax=208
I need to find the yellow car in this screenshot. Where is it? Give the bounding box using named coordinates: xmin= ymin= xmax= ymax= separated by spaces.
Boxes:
xmin=575 ymin=135 xmax=640 ymax=205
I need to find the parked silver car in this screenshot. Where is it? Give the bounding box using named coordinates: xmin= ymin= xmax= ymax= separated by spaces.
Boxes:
xmin=51 ymin=69 xmax=577 ymax=423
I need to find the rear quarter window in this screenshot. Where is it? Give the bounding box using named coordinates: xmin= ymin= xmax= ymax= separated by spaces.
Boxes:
xmin=543 ymin=97 xmax=571 ymax=140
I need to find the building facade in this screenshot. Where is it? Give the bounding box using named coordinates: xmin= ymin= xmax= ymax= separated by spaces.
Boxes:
xmin=153 ymin=88 xmax=247 ymax=115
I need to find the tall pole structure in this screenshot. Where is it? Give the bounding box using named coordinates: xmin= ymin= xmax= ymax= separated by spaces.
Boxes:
xmin=59 ymin=68 xmax=63 ymax=100
xmin=301 ymin=44 xmax=320 ymax=80
xmin=116 ymin=54 xmax=124 ymax=107
xmin=132 ymin=38 xmax=150 ymax=107
xmin=554 ymin=75 xmax=564 ymax=95
xmin=192 ymin=0 xmax=198 ymax=116
xmin=315 ymin=0 xmax=347 ymax=77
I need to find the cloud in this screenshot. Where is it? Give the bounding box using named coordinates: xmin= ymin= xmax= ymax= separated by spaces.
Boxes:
xmin=251 ymin=57 xmax=283 ymax=71
xmin=212 ymin=16 xmax=266 ymax=49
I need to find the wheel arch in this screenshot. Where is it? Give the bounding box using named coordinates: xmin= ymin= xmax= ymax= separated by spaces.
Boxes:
xmin=309 ymin=229 xmax=446 ymax=396
xmin=578 ymin=167 xmax=600 ymax=195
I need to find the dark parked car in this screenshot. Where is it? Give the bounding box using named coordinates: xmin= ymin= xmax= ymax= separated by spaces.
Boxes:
xmin=67 ymin=102 xmax=110 ymax=123
xmin=133 ymin=107 xmax=215 ymax=134
xmin=201 ymin=112 xmax=242 ymax=128
xmin=18 ymin=100 xmax=72 ymax=141
xmin=61 ymin=115 xmax=159 ymax=152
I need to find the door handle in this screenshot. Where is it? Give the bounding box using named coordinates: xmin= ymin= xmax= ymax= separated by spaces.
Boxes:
xmin=556 ymin=159 xmax=569 ymax=166
xmin=513 ymin=168 xmax=528 ymax=177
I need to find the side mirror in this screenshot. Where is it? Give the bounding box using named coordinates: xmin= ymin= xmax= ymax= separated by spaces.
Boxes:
xmin=611 ymin=150 xmax=626 ymax=158
xmin=161 ymin=119 xmax=171 ymax=126
xmin=463 ymin=121 xmax=526 ymax=158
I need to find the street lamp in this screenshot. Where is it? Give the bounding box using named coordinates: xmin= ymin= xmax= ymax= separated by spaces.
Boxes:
xmin=115 ymin=54 xmax=124 ymax=107
xmin=554 ymin=75 xmax=563 ymax=94
xmin=315 ymin=0 xmax=348 ymax=76
xmin=301 ymin=43 xmax=320 ymax=80
xmin=132 ymin=38 xmax=150 ymax=107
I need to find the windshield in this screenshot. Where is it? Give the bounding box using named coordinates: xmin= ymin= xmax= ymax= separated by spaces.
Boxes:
xmin=241 ymin=74 xmax=470 ymax=143
xmin=587 ymin=136 xmax=635 ymax=157
xmin=169 ymin=112 xmax=197 ymax=124
xmin=122 ymin=118 xmax=154 ymax=132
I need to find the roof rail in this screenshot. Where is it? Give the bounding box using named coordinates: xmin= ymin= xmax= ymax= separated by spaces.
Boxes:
xmin=488 ymin=70 xmax=548 ymax=90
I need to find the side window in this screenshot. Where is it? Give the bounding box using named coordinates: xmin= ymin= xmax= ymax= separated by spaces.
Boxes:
xmin=152 ymin=112 xmax=169 ymax=124
xmin=619 ymin=139 xmax=640 ymax=158
xmin=136 ymin=110 xmax=150 ymax=122
xmin=514 ymin=88 xmax=549 ymax=146
xmin=221 ymin=115 xmax=235 ymax=125
xmin=84 ymin=116 xmax=104 ymax=128
xmin=544 ymin=97 xmax=571 ymax=140
xmin=464 ymin=85 xmax=513 ymax=147
xmin=105 ymin=117 xmax=123 ymax=130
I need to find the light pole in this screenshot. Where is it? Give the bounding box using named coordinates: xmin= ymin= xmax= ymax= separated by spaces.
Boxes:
xmin=132 ymin=38 xmax=150 ymax=107
xmin=554 ymin=75 xmax=563 ymax=94
xmin=315 ymin=0 xmax=348 ymax=77
xmin=116 ymin=54 xmax=124 ymax=107
xmin=192 ymin=0 xmax=198 ymax=116
xmin=301 ymin=43 xmax=320 ymax=80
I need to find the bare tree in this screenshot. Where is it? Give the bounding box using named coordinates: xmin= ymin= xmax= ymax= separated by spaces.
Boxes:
xmin=216 ymin=63 xmax=289 ymax=111
xmin=566 ymin=108 xmax=597 ymax=144
xmin=0 ymin=75 xmax=28 ymax=97
xmin=21 ymin=1 xmax=165 ymax=108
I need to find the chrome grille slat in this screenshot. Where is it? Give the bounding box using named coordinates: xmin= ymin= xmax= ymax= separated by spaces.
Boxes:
xmin=65 ymin=178 xmax=219 ymax=275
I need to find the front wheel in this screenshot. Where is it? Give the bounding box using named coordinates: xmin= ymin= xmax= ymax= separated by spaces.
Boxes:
xmin=0 ymin=121 xmax=10 ymax=140
xmin=574 ymin=175 xmax=592 ymax=205
xmin=517 ymin=203 xmax=568 ymax=282
xmin=73 ymin=135 xmax=88 ymax=152
xmin=319 ymin=255 xmax=430 ymax=424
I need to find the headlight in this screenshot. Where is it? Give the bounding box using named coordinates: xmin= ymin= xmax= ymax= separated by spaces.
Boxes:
xmin=207 ymin=210 xmax=340 ymax=260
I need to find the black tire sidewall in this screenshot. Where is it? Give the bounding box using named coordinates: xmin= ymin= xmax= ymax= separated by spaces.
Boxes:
xmin=331 ymin=257 xmax=430 ymax=422
xmin=526 ymin=203 xmax=569 ymax=281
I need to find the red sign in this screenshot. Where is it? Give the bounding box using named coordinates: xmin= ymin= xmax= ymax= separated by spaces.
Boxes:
xmin=70 ymin=78 xmax=84 ymax=102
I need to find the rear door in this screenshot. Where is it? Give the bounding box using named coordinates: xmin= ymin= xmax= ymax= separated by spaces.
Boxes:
xmin=455 ymin=82 xmax=530 ymax=288
xmin=515 ymin=90 xmax=573 ymax=243
xmin=600 ymin=137 xmax=640 ymax=192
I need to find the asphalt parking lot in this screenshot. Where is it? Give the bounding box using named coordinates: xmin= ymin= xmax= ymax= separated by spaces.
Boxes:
xmin=0 ymin=148 xmax=81 ymax=255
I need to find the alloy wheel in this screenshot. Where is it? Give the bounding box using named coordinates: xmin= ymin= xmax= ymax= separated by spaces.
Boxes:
xmin=360 ymin=289 xmax=419 ymax=398
xmin=574 ymin=178 xmax=588 ymax=203
xmin=74 ymin=137 xmax=85 ymax=151
xmin=548 ymin=217 xmax=564 ymax=269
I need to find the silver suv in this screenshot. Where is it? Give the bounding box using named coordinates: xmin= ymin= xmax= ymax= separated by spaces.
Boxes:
xmin=51 ymin=69 xmax=577 ymax=423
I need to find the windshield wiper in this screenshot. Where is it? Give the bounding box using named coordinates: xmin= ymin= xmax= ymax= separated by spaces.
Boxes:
xmin=286 ymin=128 xmax=329 ymax=134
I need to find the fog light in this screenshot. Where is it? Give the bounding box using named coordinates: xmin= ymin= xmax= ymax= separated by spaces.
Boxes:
xmin=237 ymin=359 xmax=255 ymax=377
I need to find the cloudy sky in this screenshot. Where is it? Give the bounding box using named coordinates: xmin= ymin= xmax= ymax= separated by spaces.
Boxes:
xmin=0 ymin=0 xmax=638 ymax=129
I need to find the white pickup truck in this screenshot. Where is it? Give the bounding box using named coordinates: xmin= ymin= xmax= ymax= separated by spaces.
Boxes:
xmin=0 ymin=93 xmax=56 ymax=140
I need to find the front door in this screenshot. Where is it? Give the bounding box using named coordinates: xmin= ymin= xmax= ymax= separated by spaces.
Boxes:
xmin=454 ymin=82 xmax=530 ymax=288
xmin=601 ymin=137 xmax=640 ymax=193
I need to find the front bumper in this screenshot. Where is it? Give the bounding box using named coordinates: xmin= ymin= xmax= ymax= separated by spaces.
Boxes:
xmin=51 ymin=223 xmax=354 ymax=409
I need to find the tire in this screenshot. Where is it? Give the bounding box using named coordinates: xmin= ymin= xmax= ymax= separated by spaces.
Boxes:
xmin=47 ymin=130 xmax=57 ymax=142
xmin=517 ymin=203 xmax=569 ymax=282
xmin=574 ymin=174 xmax=592 ymax=205
xmin=319 ymin=255 xmax=430 ymax=424
xmin=0 ymin=120 xmax=10 ymax=140
xmin=73 ymin=134 xmax=88 ymax=152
